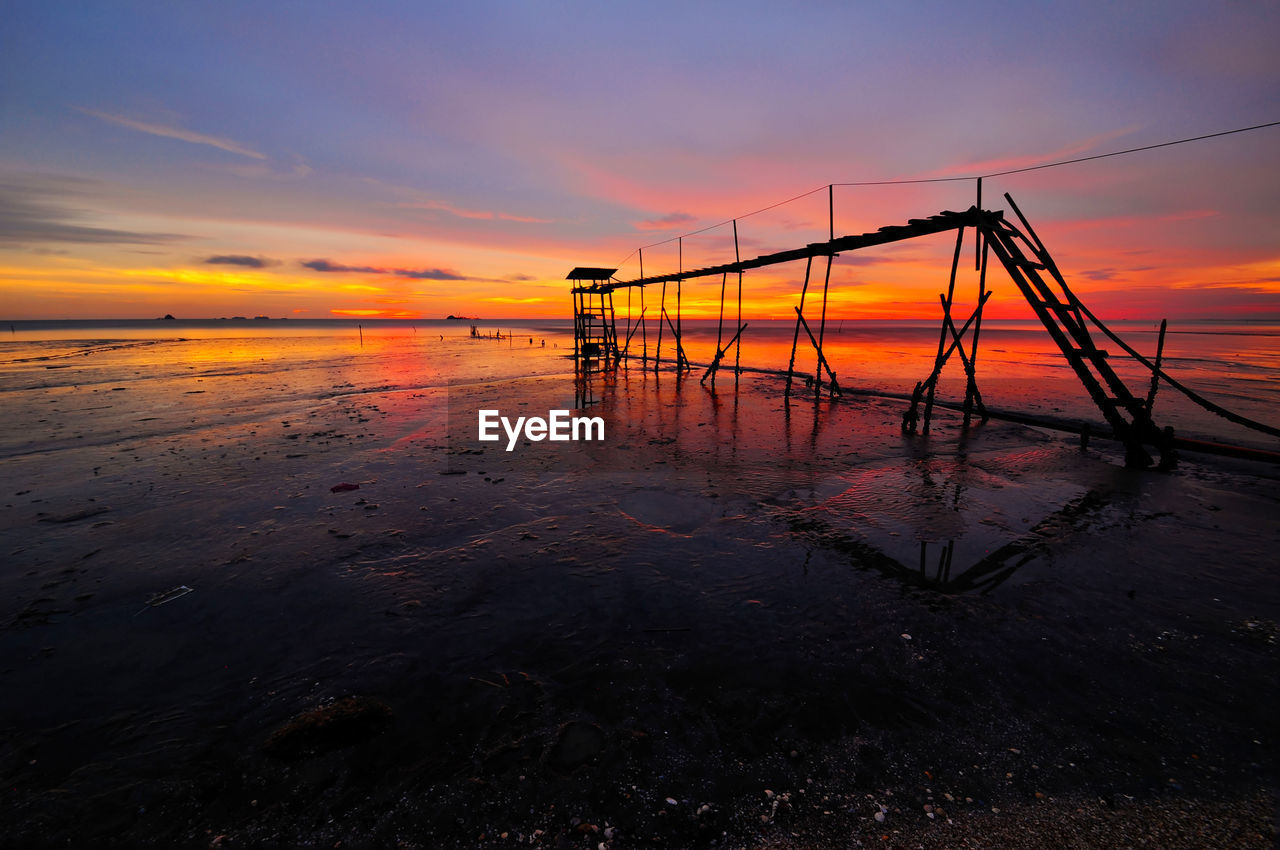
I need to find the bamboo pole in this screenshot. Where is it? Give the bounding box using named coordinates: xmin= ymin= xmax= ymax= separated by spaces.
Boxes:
xmin=814 ymin=254 xmax=833 ymax=395
xmin=702 ymin=322 xmax=748 ymax=385
xmin=964 ymin=235 xmax=990 ymax=427
xmin=785 ymin=256 xmax=813 ymax=397
xmin=734 ymin=220 xmax=742 ymax=382
xmin=794 ymin=307 xmax=841 ymax=396
xmin=1145 ymin=318 xmax=1167 ymax=413
xmin=639 ymin=250 xmax=647 ymax=362
xmin=678 ymin=237 xmax=684 ymax=372
xmin=924 ymin=227 xmax=965 ymax=432
xmin=654 ymin=281 xmax=666 ymax=374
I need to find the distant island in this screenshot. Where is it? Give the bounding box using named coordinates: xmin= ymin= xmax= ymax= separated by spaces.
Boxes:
xmin=159 ymin=314 xmax=176 ymax=320
xmin=446 ymin=315 xmax=480 ymax=321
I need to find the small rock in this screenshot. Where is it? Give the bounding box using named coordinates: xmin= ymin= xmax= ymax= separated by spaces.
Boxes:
xmin=665 ymin=797 xmax=678 ymax=806
xmin=874 ymin=811 xmax=886 ymax=823
xmin=901 ymin=633 xmax=911 ymax=640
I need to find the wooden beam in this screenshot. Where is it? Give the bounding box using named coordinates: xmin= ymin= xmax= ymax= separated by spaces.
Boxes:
xmin=794 ymin=307 xmax=842 ymax=396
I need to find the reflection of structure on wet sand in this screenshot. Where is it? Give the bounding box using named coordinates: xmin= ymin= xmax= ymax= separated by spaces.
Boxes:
xmin=570 ymin=194 xmax=1279 ymax=468
xmin=795 ymin=489 xmax=1112 ymax=596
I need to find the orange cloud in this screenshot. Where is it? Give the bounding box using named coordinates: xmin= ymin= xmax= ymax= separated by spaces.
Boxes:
xmin=330 ymin=308 xmax=422 ymax=318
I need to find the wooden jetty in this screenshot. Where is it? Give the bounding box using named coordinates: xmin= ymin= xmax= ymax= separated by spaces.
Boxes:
xmin=570 ymin=194 xmax=1277 ymax=468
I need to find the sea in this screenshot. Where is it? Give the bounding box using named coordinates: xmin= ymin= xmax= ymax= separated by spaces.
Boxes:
xmin=1 ymin=316 xmax=1278 ymax=845
xmin=2 ymin=317 xmax=1276 ymax=452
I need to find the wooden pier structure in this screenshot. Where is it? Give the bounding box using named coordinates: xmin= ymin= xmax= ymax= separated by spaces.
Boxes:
xmin=570 ymin=193 xmax=1275 ymax=468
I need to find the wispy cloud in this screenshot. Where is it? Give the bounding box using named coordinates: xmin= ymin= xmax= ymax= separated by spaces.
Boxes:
xmin=398 ymin=198 xmax=553 ymax=224
xmin=635 ymin=212 xmax=697 ymax=231
xmin=301 ymin=258 xmax=467 ymax=280
xmin=75 ymin=108 xmax=267 ymax=160
xmin=0 ymin=184 xmax=187 ymax=245
xmin=927 ymin=125 xmax=1144 ymax=179
xmin=301 ymin=259 xmax=381 ymax=274
xmin=205 ymin=254 xmax=275 ymax=268
xmin=396 ymin=267 xmax=466 ymax=280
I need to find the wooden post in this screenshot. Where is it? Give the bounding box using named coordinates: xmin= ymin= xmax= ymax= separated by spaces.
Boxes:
xmin=607 ymin=289 xmax=618 ymax=361
xmin=786 ymin=257 xmax=813 ymax=397
xmin=974 ymin=177 xmax=982 ymax=271
xmin=702 ymin=322 xmax=748 ymax=385
xmin=910 ymin=292 xmax=992 ymax=414
xmin=924 ymin=226 xmax=965 ymax=432
xmin=1145 ymin=318 xmax=1168 ymax=413
xmin=654 ymin=280 xmax=666 ymax=375
xmin=795 ymin=307 xmax=842 ymax=396
xmin=713 ymin=271 xmax=727 ymax=388
xmin=963 ymin=234 xmax=989 ymax=427
xmin=938 ymin=293 xmax=986 ymax=415
xmin=814 ymin=253 xmax=833 ymax=395
xmin=639 ymin=250 xmax=647 ymax=363
xmin=662 ymin=307 xmax=690 ymax=371
xmin=828 ymin=183 xmax=834 ymax=242
xmin=677 ymin=237 xmax=684 ymax=372
xmin=734 ymin=219 xmax=742 ymax=381
xmin=621 ymin=306 xmax=646 ymax=357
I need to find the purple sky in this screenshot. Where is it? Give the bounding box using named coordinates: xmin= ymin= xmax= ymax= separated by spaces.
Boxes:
xmin=2 ymin=2 xmax=1278 ymax=318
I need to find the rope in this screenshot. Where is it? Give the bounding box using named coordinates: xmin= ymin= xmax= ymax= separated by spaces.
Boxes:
xmin=1075 ymin=303 xmax=1280 ymax=439
xmin=616 ymin=119 xmax=1280 ymax=265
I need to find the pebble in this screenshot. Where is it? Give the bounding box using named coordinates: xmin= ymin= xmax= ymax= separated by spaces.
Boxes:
xmin=901 ymin=633 xmax=912 ymax=640
xmin=665 ymin=797 xmax=678 ymax=806
xmin=874 ymin=811 xmax=886 ymax=823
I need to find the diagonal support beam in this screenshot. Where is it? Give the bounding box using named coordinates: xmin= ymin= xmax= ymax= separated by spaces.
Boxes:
xmin=702 ymin=322 xmax=749 ymax=385
xmin=938 ymin=293 xmax=988 ymax=418
xmin=662 ymin=306 xmax=691 ymax=373
xmin=794 ymin=307 xmax=842 ymax=396
xmin=620 ymin=306 xmax=647 ymax=357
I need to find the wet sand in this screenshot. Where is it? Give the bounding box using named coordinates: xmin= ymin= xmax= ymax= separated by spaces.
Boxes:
xmin=1 ymin=336 xmax=1278 ymax=848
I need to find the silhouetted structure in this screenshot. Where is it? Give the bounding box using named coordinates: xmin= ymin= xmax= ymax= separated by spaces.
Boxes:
xmin=571 ymin=194 xmax=1277 ymax=467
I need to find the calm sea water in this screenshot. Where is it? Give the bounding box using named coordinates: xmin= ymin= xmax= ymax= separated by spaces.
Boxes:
xmin=1 ymin=317 xmax=1277 ymax=450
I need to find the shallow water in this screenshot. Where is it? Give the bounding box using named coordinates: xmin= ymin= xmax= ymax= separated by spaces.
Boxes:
xmin=0 ymin=319 xmax=1277 ymax=846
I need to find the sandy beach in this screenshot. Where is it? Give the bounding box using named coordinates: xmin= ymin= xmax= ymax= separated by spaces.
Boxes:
xmin=1 ymin=324 xmax=1277 ymax=848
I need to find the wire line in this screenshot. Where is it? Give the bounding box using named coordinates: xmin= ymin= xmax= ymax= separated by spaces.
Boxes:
xmin=616 ymin=119 xmax=1280 ymax=265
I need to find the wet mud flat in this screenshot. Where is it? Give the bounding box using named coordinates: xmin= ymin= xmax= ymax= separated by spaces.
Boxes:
xmin=1 ymin=366 xmax=1277 ymax=848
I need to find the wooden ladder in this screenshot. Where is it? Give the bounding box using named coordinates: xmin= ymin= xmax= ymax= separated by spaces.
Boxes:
xmin=573 ymin=289 xmax=620 ymax=369
xmin=981 ymin=195 xmax=1170 ymax=467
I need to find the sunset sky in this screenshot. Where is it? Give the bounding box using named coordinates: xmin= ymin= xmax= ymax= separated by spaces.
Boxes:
xmin=2 ymin=2 xmax=1277 ymax=320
